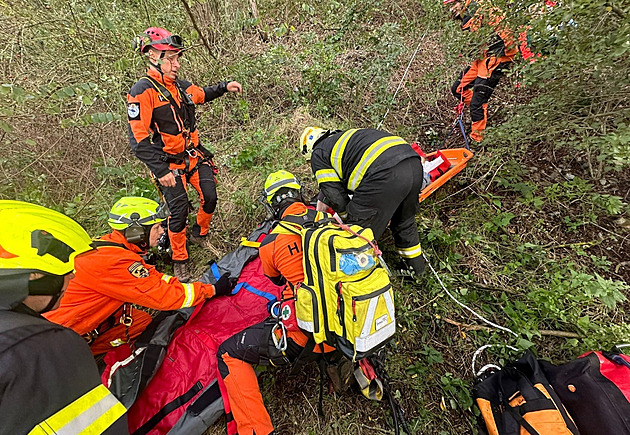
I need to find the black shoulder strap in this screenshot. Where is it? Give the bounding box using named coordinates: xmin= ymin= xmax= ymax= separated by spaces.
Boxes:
xmin=281 ymin=209 xmax=335 ymax=229
xmin=91 ymin=240 xmax=130 ymax=250
xmin=142 ymin=76 xmax=195 ymax=131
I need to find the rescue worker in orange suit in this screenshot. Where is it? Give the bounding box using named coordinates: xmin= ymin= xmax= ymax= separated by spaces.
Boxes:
xmin=127 ymin=27 xmax=242 ymax=282
xmin=446 ymin=0 xmax=517 ymax=143
xmin=0 ymin=201 xmax=128 ymax=434
xmin=218 ymin=171 xmax=337 ymax=435
xmin=301 ymin=127 xmax=427 ymax=277
xmin=45 ymin=197 xmax=236 ymax=356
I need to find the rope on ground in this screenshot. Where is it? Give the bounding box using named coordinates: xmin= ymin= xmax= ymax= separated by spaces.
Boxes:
xmin=377 ymin=29 xmax=429 ymax=131
xmin=424 ymin=254 xmax=519 ymax=338
xmin=472 ymin=344 xmax=519 ymax=377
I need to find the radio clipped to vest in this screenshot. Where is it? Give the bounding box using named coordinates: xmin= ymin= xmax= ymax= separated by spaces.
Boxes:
xmin=281 ymin=214 xmax=396 ymax=361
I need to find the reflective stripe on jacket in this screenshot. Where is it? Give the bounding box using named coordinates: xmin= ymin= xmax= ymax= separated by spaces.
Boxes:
xmin=0 ymin=310 xmax=128 ymax=434
xmin=28 ymin=384 xmax=126 ymax=435
xmin=44 ymin=230 xmax=216 ymax=351
xmin=310 ymin=128 xmax=418 ymax=213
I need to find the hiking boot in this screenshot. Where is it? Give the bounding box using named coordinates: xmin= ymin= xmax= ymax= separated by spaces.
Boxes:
xmin=173 ymin=261 xmax=192 ymax=283
xmin=326 ymin=358 xmax=355 ymax=393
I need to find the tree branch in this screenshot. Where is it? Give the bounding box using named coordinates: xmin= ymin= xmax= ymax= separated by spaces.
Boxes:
xmin=441 ymin=317 xmax=581 ymax=338
xmin=607 ymin=2 xmax=626 ymax=19
xmin=179 ymin=0 xmax=218 ymax=61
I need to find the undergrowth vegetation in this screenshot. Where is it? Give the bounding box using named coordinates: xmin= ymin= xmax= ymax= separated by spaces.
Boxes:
xmin=1 ymin=0 xmax=628 ymax=433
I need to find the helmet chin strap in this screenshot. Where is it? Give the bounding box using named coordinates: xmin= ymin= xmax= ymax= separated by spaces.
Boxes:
xmin=41 ymin=291 xmax=63 ymax=314
xmin=27 ymin=273 xmax=66 ymax=314
xmin=148 ymin=51 xmax=168 ymax=82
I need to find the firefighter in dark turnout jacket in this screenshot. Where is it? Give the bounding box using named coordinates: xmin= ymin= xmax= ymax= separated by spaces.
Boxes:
xmin=446 ymin=0 xmax=517 ymax=143
xmin=301 ymin=127 xmax=427 ymax=276
xmin=218 ymin=171 xmax=336 ymax=435
xmin=127 ymin=27 xmax=242 ymax=282
xmin=0 ymin=201 xmax=128 ymax=435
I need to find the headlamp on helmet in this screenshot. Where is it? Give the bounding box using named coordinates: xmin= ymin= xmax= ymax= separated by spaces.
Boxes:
xmin=132 ymin=27 xmax=184 ymax=55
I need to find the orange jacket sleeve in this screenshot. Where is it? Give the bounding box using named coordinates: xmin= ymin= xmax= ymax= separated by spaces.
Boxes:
xmin=127 ymin=82 xmax=171 ymax=178
xmin=90 ymin=249 xmax=216 ymax=310
xmin=259 ymin=234 xmax=281 ymax=280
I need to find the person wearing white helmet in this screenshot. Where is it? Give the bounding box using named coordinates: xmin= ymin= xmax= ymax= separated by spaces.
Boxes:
xmin=300 ymin=127 xmax=427 ymax=276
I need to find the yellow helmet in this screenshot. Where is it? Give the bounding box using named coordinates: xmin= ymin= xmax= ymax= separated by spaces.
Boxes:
xmin=0 ymin=200 xmax=93 ymax=278
xmin=108 ymin=197 xmax=168 ymax=230
xmin=299 ymin=127 xmax=326 ymax=160
xmin=264 ymin=170 xmax=302 ymax=205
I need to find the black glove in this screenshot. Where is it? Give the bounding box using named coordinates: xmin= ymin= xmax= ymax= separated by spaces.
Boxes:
xmin=214 ymin=273 xmax=238 ymax=296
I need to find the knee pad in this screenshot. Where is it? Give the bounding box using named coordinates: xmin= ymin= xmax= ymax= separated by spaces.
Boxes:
xmin=202 ymin=196 xmax=217 ymax=214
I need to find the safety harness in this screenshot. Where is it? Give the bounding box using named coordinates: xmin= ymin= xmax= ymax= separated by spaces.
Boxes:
xmin=141 ymin=76 xmax=217 ymax=178
xmin=81 ymin=241 xmax=158 ymax=348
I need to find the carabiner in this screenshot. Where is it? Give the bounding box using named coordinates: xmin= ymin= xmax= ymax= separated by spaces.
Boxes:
xmin=271 ymin=322 xmax=287 ymax=352
xmin=270 ymin=301 xmax=282 ymax=319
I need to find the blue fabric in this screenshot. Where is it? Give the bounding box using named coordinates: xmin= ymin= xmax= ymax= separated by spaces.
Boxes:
xmin=231 ymin=282 xmax=277 ymax=304
xmin=210 ymin=262 xmax=221 ymax=281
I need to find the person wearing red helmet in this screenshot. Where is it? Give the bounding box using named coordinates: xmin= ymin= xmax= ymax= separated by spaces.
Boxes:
xmin=446 ymin=0 xmax=517 ymax=143
xmin=127 ymin=27 xmax=243 ymax=282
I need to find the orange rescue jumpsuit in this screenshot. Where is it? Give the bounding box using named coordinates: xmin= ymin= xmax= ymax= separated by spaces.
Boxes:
xmin=127 ymin=68 xmax=229 ymax=261
xmin=44 ymin=230 xmax=217 ymax=355
xmin=451 ymin=0 xmax=518 ymax=142
xmin=217 ymin=202 xmax=334 ymax=435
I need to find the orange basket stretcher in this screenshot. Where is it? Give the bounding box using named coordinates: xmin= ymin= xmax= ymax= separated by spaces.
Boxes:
xmin=419 ymin=148 xmax=474 ymax=203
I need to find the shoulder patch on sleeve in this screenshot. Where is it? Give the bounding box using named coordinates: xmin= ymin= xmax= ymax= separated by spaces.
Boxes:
xmin=128 ymin=261 xmax=149 ymax=278
xmin=127 ymin=103 xmax=141 ymax=120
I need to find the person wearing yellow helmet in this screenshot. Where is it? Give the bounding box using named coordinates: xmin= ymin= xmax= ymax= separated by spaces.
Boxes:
xmin=300 ymin=126 xmax=427 ymax=277
xmin=0 ymin=200 xmax=128 ymax=434
xmin=45 ymin=197 xmax=236 ymax=355
xmin=218 ymin=171 xmax=337 ymax=435
xmin=262 ymin=169 xmax=304 ymax=218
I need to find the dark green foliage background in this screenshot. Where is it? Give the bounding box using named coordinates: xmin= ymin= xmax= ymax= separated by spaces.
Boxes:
xmin=1 ymin=0 xmax=628 ymax=432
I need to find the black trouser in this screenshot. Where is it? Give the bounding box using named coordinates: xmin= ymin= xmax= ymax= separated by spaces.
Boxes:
xmin=160 ymin=162 xmax=217 ymax=260
xmin=217 ymin=318 xmax=304 ymax=379
xmin=345 ymin=157 xmax=425 ymax=274
xmin=451 ymin=62 xmax=509 ymax=123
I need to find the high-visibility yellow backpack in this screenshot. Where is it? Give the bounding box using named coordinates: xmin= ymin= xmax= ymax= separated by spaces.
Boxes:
xmin=279 ymin=214 xmax=396 ymax=361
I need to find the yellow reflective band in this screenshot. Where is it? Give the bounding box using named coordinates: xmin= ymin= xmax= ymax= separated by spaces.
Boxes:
xmin=28 ymin=384 xmax=126 ymax=435
xmin=348 ymin=136 xmax=407 ymax=191
xmin=180 ymin=283 xmax=195 ymax=308
xmin=315 ymin=169 xmax=341 ymax=184
xmin=240 ymin=238 xmax=261 ymax=248
xmin=331 ymin=129 xmax=359 ymax=179
xmin=109 ymin=339 xmax=125 ymax=347
xmin=161 ymin=274 xmax=173 ymax=283
xmin=397 ymin=244 xmax=423 ymax=258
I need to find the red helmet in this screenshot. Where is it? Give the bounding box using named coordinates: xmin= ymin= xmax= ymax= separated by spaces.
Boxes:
xmin=134 ymin=27 xmax=184 ymax=53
